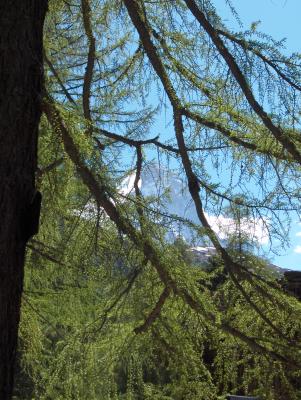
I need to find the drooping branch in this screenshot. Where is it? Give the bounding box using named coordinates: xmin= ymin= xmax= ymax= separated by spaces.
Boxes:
xmin=174 ymin=110 xmax=294 ymax=342
xmin=121 ymin=1 xmax=298 ymax=342
xmin=22 ymin=296 xmax=64 ymax=340
xmin=42 ymin=93 xmax=298 ymax=365
xmin=42 ymin=93 xmax=174 ymax=290
xmin=27 ymin=244 xmax=66 ymax=268
xmin=122 ymin=0 xmax=181 ymax=109
xmin=36 ymin=157 xmax=64 ymax=180
xmin=122 ymin=0 xmax=243 ymax=274
xmin=44 ymin=53 xmax=77 ymax=106
xmin=177 ymin=286 xmax=291 ymax=364
xmin=81 ymin=0 xmax=96 ymax=122
xmin=94 ymin=125 xmax=226 ymax=154
xmin=134 ymin=145 xmax=144 ymax=220
xmin=197 ymin=176 xmax=296 ymax=212
xmin=85 ymin=266 xmax=142 ymax=336
xmin=183 ymin=0 xmax=301 ymax=164
xmin=216 ymin=28 xmax=301 ymax=93
xmin=227 ymin=268 xmax=296 ymax=345
xmin=134 ymin=286 xmax=170 ymax=334
xmin=153 ymin=29 xmax=293 ymax=162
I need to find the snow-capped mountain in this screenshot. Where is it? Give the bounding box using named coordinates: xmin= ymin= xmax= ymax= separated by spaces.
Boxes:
xmin=121 ymin=163 xmax=268 ymax=246
xmin=121 ymin=164 xmax=290 ymax=274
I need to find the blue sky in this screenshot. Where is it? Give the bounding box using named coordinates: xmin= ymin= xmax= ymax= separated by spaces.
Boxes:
xmin=212 ymin=0 xmax=301 ymax=270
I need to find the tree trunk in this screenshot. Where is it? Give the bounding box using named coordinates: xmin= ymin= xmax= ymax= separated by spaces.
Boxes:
xmin=0 ymin=1 xmax=47 ymax=398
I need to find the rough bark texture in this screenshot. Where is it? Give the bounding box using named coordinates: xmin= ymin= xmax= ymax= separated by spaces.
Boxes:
xmin=0 ymin=1 xmax=47 ymax=398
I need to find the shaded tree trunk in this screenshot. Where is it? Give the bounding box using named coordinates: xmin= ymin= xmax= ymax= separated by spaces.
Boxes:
xmin=0 ymin=1 xmax=47 ymax=398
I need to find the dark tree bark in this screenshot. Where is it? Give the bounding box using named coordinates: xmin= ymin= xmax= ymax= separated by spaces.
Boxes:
xmin=0 ymin=1 xmax=47 ymax=398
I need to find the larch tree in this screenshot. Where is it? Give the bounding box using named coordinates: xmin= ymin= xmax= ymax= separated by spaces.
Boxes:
xmin=1 ymin=0 xmax=301 ymax=398
xmin=40 ymin=0 xmax=301 ymax=396
xmin=0 ymin=1 xmax=48 ymax=398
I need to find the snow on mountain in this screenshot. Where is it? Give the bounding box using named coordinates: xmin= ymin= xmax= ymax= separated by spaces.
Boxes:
xmin=119 ymin=171 xmax=141 ymax=196
xmin=79 ymin=165 xmax=268 ymax=249
xmin=78 ymin=165 xmax=286 ymax=272
xmin=128 ymin=164 xmax=269 ymax=246
xmin=188 ymin=246 xmax=217 ymax=265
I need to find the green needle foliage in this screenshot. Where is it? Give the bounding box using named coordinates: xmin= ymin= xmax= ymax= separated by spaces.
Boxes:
xmin=13 ymin=0 xmax=301 ymax=398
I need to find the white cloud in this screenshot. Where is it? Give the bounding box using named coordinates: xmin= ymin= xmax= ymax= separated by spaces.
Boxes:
xmin=294 ymin=245 xmax=301 ymax=254
xmin=204 ymin=213 xmax=269 ymax=244
xmin=296 ymin=232 xmax=301 ymax=237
